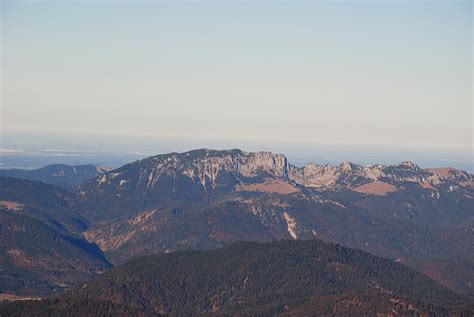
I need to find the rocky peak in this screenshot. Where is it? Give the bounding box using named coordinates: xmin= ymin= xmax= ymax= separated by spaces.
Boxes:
xmin=239 ymin=151 xmax=289 ymax=177
xmin=398 ymin=161 xmax=419 ymax=170
xmin=340 ymin=161 xmax=357 ymax=172
xmin=95 ymin=165 xmax=112 ymax=173
xmin=289 ymin=163 xmax=339 ymax=188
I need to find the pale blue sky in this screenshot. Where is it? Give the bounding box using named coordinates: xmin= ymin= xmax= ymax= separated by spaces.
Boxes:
xmin=1 ymin=1 xmax=472 ymax=155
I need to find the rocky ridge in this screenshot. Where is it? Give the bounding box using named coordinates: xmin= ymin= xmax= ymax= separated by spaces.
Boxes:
xmin=87 ymin=149 xmax=472 ymax=194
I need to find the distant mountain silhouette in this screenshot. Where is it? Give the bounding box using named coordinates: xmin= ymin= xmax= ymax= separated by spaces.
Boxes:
xmin=0 ymin=164 xmax=110 ymax=190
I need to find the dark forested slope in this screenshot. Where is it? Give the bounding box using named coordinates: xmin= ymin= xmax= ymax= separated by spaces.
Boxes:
xmin=1 ymin=240 xmax=471 ymax=316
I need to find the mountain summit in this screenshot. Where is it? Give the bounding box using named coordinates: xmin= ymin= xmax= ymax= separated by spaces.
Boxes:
xmin=81 ymin=148 xmax=471 ymax=197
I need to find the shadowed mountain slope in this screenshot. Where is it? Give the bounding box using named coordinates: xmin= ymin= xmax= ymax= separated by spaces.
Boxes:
xmin=0 ymin=177 xmax=111 ymax=295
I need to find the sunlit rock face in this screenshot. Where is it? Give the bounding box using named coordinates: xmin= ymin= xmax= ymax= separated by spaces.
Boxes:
xmin=82 ymin=148 xmax=472 ymax=203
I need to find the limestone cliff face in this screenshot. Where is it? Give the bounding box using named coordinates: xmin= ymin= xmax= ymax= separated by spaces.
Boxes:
xmin=288 ymin=163 xmax=339 ymax=188
xmin=290 ymin=160 xmax=472 ymax=191
xmin=87 ymin=149 xmax=472 ymax=194
xmin=236 ymin=152 xmax=289 ymax=178
xmin=178 ymin=150 xmax=290 ymax=190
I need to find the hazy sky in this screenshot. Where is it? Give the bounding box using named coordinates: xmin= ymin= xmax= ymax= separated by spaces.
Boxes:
xmin=1 ymin=0 xmax=472 ymax=153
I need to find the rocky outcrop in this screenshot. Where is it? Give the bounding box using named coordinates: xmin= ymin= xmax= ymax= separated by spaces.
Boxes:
xmin=288 ymin=163 xmax=339 ymax=188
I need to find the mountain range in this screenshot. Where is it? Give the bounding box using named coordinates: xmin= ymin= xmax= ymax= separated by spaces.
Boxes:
xmin=0 ymin=164 xmax=110 ymax=190
xmin=77 ymin=150 xmax=473 ymax=267
xmin=0 ymin=149 xmax=472 ymax=314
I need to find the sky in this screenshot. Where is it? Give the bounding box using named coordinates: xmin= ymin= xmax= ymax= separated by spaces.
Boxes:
xmin=0 ymin=0 xmax=473 ymax=169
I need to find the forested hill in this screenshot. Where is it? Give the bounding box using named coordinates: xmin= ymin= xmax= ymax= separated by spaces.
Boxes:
xmin=1 ymin=240 xmax=472 ymax=316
